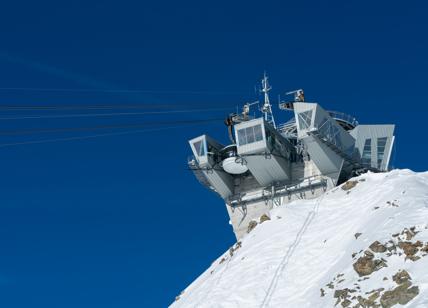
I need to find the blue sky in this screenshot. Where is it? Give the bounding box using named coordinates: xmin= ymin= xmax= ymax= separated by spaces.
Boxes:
xmin=0 ymin=1 xmax=427 ymax=307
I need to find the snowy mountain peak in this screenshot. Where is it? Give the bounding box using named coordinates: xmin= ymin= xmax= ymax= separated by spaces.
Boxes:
xmin=171 ymin=169 xmax=428 ymax=308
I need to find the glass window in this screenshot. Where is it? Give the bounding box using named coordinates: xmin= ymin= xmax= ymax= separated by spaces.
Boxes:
xmin=237 ymin=124 xmax=264 ymax=146
xmin=297 ymin=110 xmax=313 ymax=130
xmin=362 ymin=138 xmax=371 ymax=166
xmin=377 ymin=137 xmax=387 ymax=168
xmin=245 ymin=127 xmax=255 ymax=144
xmin=237 ymin=128 xmax=246 ymax=146
xmin=254 ymin=124 xmax=263 ymax=142
xmin=193 ymin=140 xmax=205 ymax=156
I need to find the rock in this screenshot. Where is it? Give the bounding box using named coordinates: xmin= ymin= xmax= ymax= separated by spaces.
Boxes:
xmin=247 ymin=220 xmax=258 ymax=233
xmin=229 ymin=241 xmax=242 ymax=257
xmin=409 ymin=255 xmax=421 ymax=261
xmin=364 ymin=250 xmax=375 ymax=258
xmin=353 ymin=256 xmax=387 ymax=276
xmin=380 ymin=283 xmax=419 ymax=307
xmin=320 ymin=288 xmax=325 ymax=297
xmin=357 ymin=294 xmax=381 ymax=308
xmin=334 ymin=288 xmax=349 ymax=299
xmin=259 ymin=214 xmax=271 ymax=223
xmin=386 ymin=243 xmax=396 ymax=252
xmin=342 ymin=180 xmax=358 ymax=191
xmin=369 ymin=241 xmax=387 ymax=253
xmin=403 ymin=228 xmax=417 ymax=240
xmin=174 ymin=290 xmax=184 ymax=302
xmin=392 ymin=270 xmax=411 ymax=285
xmin=355 ymin=232 xmax=362 ymax=239
xmin=398 ymin=241 xmax=423 ymax=259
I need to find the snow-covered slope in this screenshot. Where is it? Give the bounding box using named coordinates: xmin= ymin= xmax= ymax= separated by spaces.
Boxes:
xmin=171 ymin=169 xmax=428 ymax=308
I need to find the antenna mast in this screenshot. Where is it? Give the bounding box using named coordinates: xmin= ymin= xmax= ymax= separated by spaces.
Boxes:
xmin=261 ymin=72 xmax=276 ymax=128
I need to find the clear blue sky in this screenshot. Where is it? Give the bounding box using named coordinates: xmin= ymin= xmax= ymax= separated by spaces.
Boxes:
xmin=0 ymin=1 xmax=426 ymax=307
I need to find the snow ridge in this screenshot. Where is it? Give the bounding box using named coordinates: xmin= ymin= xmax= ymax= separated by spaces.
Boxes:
xmin=171 ymin=169 xmax=428 ymax=308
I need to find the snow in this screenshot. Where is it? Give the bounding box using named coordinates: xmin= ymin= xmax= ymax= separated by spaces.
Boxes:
xmin=171 ymin=169 xmax=428 ymax=307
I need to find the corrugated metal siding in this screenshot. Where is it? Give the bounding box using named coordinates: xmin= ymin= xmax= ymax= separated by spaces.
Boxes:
xmin=244 ymin=155 xmax=290 ymax=186
xmin=303 ymin=135 xmax=344 ymax=183
xmin=351 ymin=125 xmax=395 ymax=170
xmin=203 ymin=170 xmax=234 ymax=198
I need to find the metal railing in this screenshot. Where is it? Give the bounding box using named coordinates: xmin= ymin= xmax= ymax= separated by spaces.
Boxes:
xmin=328 ymin=111 xmax=359 ymax=128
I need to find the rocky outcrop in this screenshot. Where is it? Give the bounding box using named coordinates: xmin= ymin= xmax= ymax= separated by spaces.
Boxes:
xmin=259 ymin=214 xmax=271 ymax=223
xmin=324 ymin=226 xmax=427 ymax=307
xmin=342 ymin=180 xmax=358 ymax=191
xmin=369 ymin=241 xmax=387 ymax=253
xmin=247 ymin=220 xmax=257 ymax=233
xmin=353 ymin=253 xmax=387 ymax=277
xmin=380 ymin=280 xmax=419 ymax=307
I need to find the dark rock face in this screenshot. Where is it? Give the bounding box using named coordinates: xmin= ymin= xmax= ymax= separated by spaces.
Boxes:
xmin=380 ymin=282 xmax=419 ymax=308
xmin=398 ymin=241 xmax=423 ymax=260
xmin=325 ymin=227 xmax=427 ymax=307
xmin=259 ymin=214 xmax=271 ymax=223
xmin=369 ymin=241 xmax=387 ymax=253
xmin=342 ymin=180 xmax=358 ymax=191
xmin=392 ymin=270 xmax=411 ymax=285
xmin=247 ymin=221 xmax=258 ymax=233
xmin=353 ymin=255 xmax=387 ymax=277
xmin=354 ymin=232 xmax=362 ymax=239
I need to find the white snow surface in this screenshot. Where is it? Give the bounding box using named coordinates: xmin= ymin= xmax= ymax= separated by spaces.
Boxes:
xmin=171 ymin=169 xmax=428 ymax=308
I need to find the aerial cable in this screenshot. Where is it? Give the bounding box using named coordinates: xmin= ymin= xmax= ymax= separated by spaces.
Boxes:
xmin=0 ymin=104 xmax=234 ymax=111
xmin=0 ymin=87 xmax=242 ymax=95
xmin=0 ymin=108 xmax=229 ymax=121
xmin=0 ymin=104 xmax=177 ymax=111
xmin=0 ymin=123 xmax=211 ymax=148
xmin=0 ymin=118 xmax=223 ymax=136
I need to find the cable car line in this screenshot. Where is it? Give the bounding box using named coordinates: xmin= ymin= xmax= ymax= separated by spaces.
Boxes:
xmin=0 ymin=118 xmax=223 ymax=136
xmin=0 ymin=107 xmax=229 ymax=121
xmin=0 ymin=104 xmax=234 ymax=111
xmin=0 ymin=123 xmax=211 ymax=148
xmin=0 ymin=104 xmax=177 ymax=111
xmin=0 ymin=87 xmax=243 ymax=95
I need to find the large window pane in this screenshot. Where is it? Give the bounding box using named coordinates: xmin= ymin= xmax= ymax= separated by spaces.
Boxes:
xmin=194 ymin=140 xmax=205 ymax=156
xmin=245 ymin=127 xmax=255 ymax=143
xmin=297 ymin=110 xmax=312 ymax=130
xmin=238 ymin=124 xmax=264 ymax=146
xmin=254 ymin=125 xmax=263 ymax=142
xmin=377 ymin=137 xmax=387 ymax=168
xmin=238 ymin=129 xmax=247 ymax=146
xmin=362 ymin=138 xmax=371 ymax=166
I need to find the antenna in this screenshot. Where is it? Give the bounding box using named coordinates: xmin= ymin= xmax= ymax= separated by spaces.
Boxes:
xmin=285 ymin=89 xmax=305 ymax=102
xmin=260 ymin=72 xmax=276 ymax=128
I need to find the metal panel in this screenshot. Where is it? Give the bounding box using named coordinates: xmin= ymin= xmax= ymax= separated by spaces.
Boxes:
xmin=203 ymin=170 xmax=234 ymax=198
xmin=188 ymin=134 xmax=235 ymax=198
xmin=302 ymin=134 xmax=344 ymax=184
xmin=349 ymin=125 xmax=395 ymax=171
xmin=235 ymin=118 xmax=267 ymax=155
xmin=234 ymin=118 xmax=293 ymax=185
xmin=243 ymin=155 xmax=290 ymax=186
xmin=293 ymin=102 xmax=355 ymax=184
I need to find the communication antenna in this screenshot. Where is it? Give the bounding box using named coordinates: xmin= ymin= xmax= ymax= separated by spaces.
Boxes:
xmin=285 ymin=89 xmax=305 ymax=102
xmin=260 ymin=72 xmax=276 ymax=128
xmin=242 ymin=100 xmax=259 ymax=119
